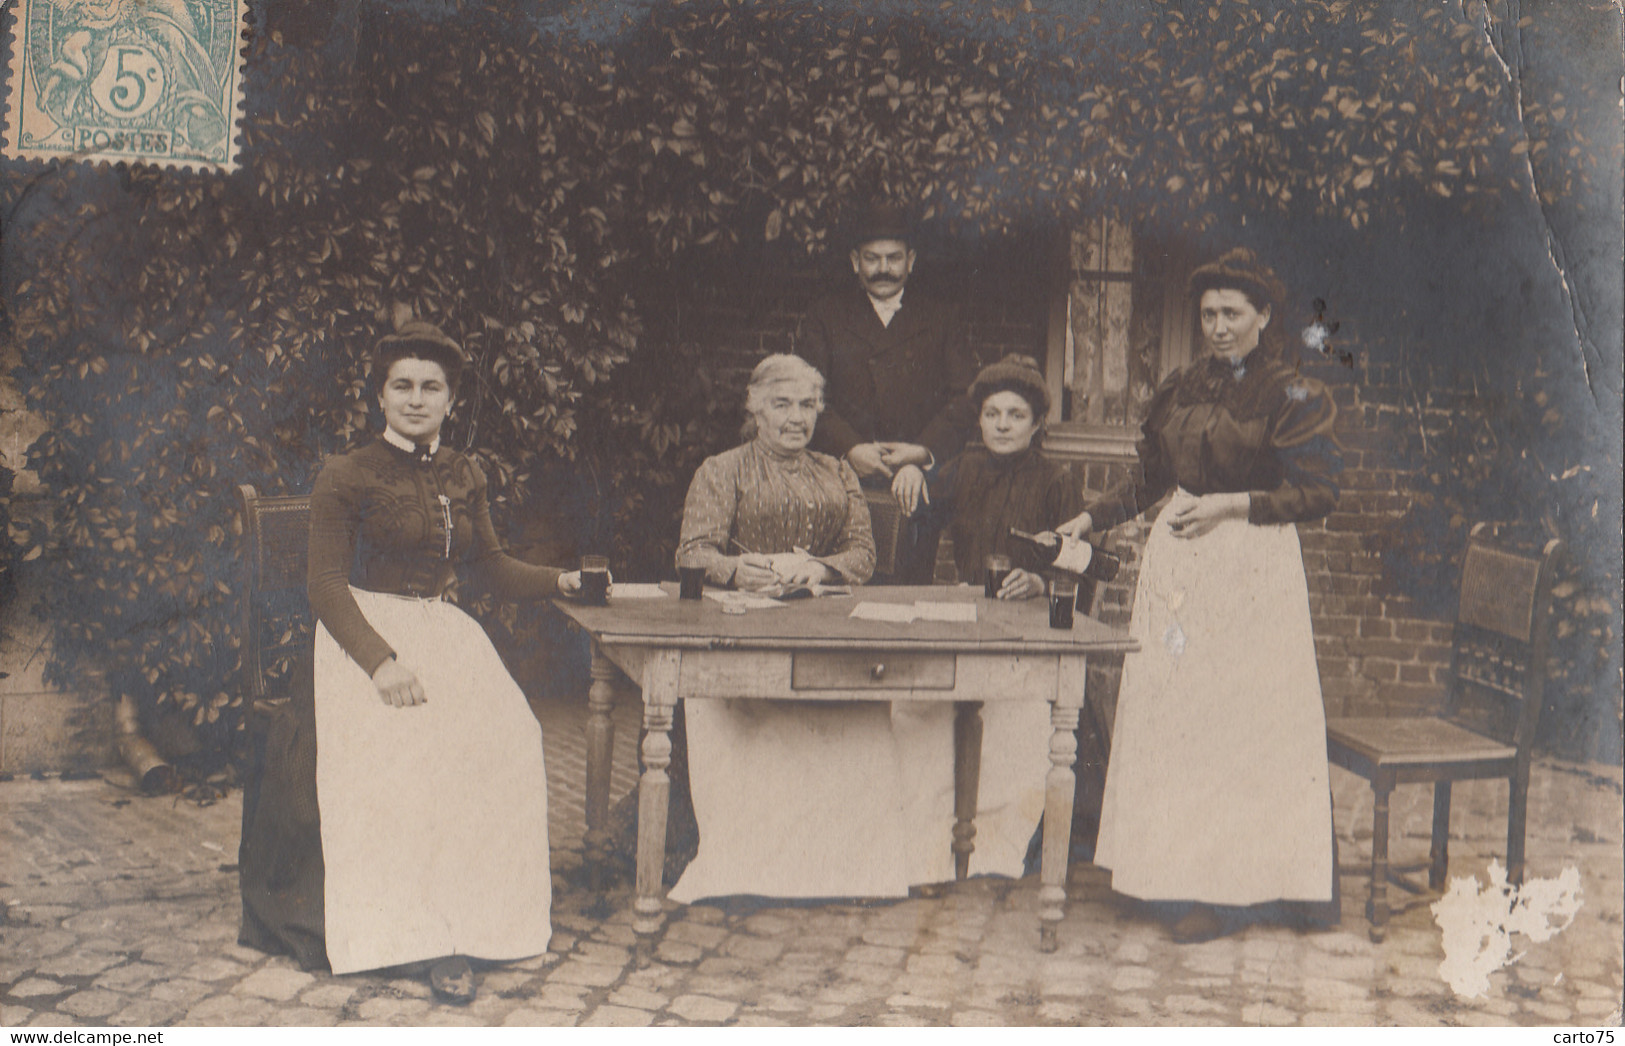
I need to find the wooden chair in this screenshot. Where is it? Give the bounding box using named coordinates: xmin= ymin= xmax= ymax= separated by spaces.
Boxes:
xmin=863 ymin=489 xmax=904 ymax=579
xmin=1326 ymin=524 xmax=1564 ymax=941
xmin=235 ymin=484 xmax=313 ymax=709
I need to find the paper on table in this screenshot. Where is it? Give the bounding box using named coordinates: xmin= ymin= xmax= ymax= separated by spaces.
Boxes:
xmin=911 ymin=601 xmax=977 ymax=623
xmin=848 ymin=602 xmax=918 ymax=622
xmin=608 ymin=583 xmax=668 ymax=599
xmin=704 ymin=590 xmax=788 ymax=610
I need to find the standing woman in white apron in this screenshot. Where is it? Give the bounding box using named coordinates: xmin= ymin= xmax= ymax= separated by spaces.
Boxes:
xmin=305 ymin=322 xmax=584 ymax=999
xmin=1057 ymin=249 xmax=1342 ymax=942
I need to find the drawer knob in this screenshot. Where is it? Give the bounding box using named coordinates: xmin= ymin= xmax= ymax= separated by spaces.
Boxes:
xmin=871 ymin=663 xmax=886 ymax=681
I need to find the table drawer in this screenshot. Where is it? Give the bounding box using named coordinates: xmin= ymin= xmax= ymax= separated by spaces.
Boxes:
xmin=790 ymin=652 xmax=955 ymax=690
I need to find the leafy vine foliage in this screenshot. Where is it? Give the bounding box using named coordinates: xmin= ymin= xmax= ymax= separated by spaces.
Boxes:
xmin=0 ymin=0 xmax=1612 ymax=756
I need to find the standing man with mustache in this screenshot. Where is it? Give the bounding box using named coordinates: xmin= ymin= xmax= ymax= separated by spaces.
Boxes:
xmin=793 ymin=203 xmax=978 ymax=583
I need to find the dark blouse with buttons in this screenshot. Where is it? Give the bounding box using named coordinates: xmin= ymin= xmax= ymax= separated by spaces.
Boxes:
xmin=1087 ymin=355 xmax=1341 ymax=532
xmin=307 ymin=438 xmax=563 ymax=676
xmin=931 ymin=444 xmax=1084 ymax=584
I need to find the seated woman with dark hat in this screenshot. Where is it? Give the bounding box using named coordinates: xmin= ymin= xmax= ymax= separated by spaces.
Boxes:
xmin=888 ymin=354 xmax=1087 ymax=876
xmin=894 ymin=353 xmax=1086 ymax=599
xmin=240 ymin=321 xmax=586 ymax=1002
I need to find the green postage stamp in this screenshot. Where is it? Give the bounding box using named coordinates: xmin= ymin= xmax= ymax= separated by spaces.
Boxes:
xmin=3 ymin=0 xmax=248 ymax=171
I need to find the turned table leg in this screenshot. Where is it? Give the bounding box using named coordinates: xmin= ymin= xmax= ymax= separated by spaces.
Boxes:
xmin=1039 ymin=699 xmax=1081 ymax=953
xmin=1369 ymin=775 xmax=1393 ymax=943
xmin=633 ymin=649 xmax=681 ymax=962
xmin=952 ymin=701 xmax=984 ymax=882
xmin=583 ymin=643 xmax=618 ymax=893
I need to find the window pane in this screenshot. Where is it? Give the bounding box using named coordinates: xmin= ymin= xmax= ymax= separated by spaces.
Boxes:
xmin=1063 ymin=219 xmax=1166 ymax=430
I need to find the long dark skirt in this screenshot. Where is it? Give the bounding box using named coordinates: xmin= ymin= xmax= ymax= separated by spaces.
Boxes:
xmin=237 ymin=658 xmax=329 ymax=972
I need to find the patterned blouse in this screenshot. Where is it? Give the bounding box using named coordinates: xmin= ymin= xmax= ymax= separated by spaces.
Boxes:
xmin=676 ymin=440 xmax=876 ymax=586
xmin=1087 ymin=354 xmax=1341 ymax=531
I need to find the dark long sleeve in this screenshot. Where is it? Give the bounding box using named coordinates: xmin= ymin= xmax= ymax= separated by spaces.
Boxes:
xmin=307 ymin=462 xmax=396 ymax=677
xmin=1085 ymin=361 xmax=1340 ymax=532
xmin=795 ymin=307 xmax=865 ymax=458
xmin=462 ymin=468 xmax=565 ymax=599
xmin=1085 ymin=375 xmax=1180 ymax=533
xmin=1246 ymin=380 xmax=1340 ymax=525
xmin=913 ymin=318 xmax=979 ymax=466
xmin=306 ymin=441 xmax=566 ymax=677
xmin=795 ymin=290 xmax=978 ymax=464
xmin=940 ymin=446 xmax=1086 ymax=582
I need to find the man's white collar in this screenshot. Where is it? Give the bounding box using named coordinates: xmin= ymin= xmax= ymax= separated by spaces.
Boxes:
xmin=867 ymin=287 xmax=905 ymax=327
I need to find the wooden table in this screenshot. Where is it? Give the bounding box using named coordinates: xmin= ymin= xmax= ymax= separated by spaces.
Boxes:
xmin=553 ymin=583 xmax=1136 ymax=952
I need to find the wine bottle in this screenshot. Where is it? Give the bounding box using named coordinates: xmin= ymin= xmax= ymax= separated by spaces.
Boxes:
xmin=1007 ymin=527 xmax=1121 ymax=582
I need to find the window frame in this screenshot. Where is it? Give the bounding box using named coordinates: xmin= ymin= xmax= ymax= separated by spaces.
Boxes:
xmin=1041 ymin=229 xmax=1197 ymax=463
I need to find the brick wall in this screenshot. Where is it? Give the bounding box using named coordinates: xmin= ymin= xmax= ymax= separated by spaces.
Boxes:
xmin=669 ymin=249 xmax=1476 ymax=724
xmin=1071 ymin=358 xmax=1473 ymax=723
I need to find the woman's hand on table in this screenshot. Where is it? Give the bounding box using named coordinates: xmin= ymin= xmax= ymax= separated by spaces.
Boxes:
xmin=733 ymin=553 xmax=780 ymax=591
xmin=372 ymin=658 xmax=426 ymax=708
xmin=1055 ymin=511 xmax=1094 ymax=541
xmin=555 ymin=569 xmax=611 ymax=599
xmin=779 ymin=558 xmax=831 ymax=588
xmin=1166 ymin=491 xmax=1249 ymax=539
xmin=997 ymin=567 xmax=1046 ymax=601
xmin=891 ymin=464 xmax=929 ymax=516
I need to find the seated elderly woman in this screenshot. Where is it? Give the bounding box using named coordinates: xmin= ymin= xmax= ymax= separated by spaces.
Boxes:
xmin=666 ymin=354 xmax=1060 ymax=900
xmin=674 ymin=352 xmax=875 ymax=594
xmin=669 ymin=353 xmax=894 ymax=900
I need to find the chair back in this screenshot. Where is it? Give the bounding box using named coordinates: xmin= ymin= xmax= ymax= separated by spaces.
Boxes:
xmin=1445 ymin=523 xmax=1564 ymax=751
xmin=864 ymin=489 xmax=903 ymax=578
xmin=236 ymin=484 xmax=313 ymax=704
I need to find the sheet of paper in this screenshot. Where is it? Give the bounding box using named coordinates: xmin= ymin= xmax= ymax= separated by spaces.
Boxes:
xmin=608 ymin=583 xmax=668 ymax=599
xmin=848 ymin=602 xmax=919 ymax=623
xmin=705 ymin=591 xmax=788 ymax=610
xmin=911 ymin=601 xmax=977 ymax=623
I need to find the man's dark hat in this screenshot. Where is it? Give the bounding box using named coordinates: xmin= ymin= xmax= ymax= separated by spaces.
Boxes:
xmin=849 ymin=201 xmax=913 ymax=249
xmin=1187 ymin=248 xmax=1285 ymax=312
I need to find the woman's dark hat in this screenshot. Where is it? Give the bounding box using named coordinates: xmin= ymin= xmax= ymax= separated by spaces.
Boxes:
xmin=848 ymin=201 xmax=912 ymax=249
xmin=1187 ymin=248 xmax=1286 ymax=313
xmin=371 ymin=320 xmax=466 ymax=389
xmin=970 ymin=353 xmax=1050 ymax=417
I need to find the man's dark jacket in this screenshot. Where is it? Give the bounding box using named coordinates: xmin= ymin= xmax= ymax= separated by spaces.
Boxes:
xmin=794 ymin=286 xmax=978 ymax=465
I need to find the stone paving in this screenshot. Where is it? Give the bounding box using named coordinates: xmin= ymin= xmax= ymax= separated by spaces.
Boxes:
xmin=1 ymin=692 xmax=1621 ymax=1028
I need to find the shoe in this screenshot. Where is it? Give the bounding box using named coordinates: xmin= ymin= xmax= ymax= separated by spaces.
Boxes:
xmin=429 ymin=956 xmax=476 ymax=1004
xmin=1169 ymin=906 xmax=1227 ymax=944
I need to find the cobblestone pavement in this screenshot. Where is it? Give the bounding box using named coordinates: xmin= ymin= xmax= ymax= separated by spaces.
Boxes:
xmin=2 ymin=693 xmax=1621 ymax=1028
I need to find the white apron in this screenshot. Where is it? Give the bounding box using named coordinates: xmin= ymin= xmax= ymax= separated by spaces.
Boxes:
xmin=670 ymin=697 xmax=1050 ymax=903
xmin=314 ymin=589 xmax=552 ymax=974
xmin=1093 ymin=500 xmax=1334 ymax=904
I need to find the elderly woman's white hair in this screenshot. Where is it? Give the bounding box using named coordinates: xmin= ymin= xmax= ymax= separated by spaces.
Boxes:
xmin=744 ymin=353 xmax=826 ymax=415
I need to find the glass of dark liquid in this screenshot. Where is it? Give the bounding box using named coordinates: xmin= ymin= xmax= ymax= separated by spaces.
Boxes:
xmin=580 ymin=555 xmax=610 ymax=606
xmin=1048 ymin=577 xmax=1078 ymax=630
xmin=677 ymin=554 xmax=707 ymax=601
xmin=983 ymin=554 xmax=1012 ymax=599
